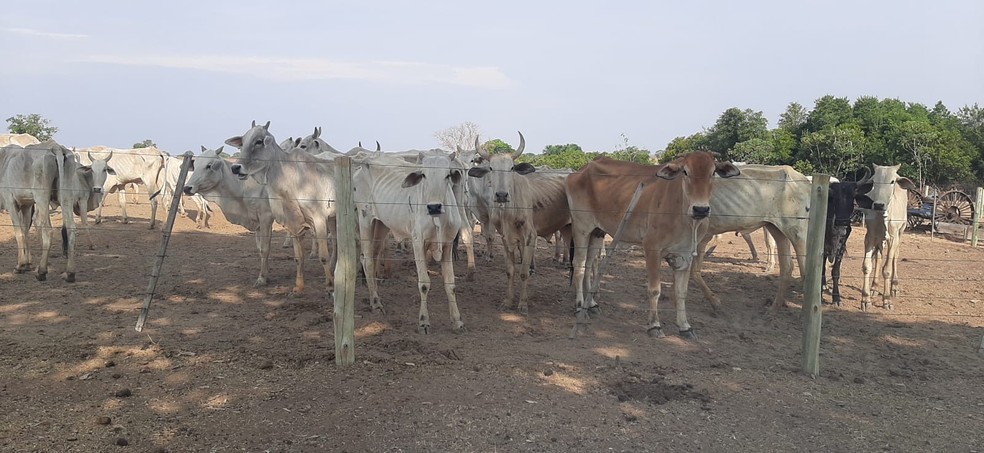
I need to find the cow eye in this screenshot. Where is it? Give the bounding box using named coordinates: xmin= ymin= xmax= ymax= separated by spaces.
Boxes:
xmin=254 ymin=139 xmax=263 ymax=146
xmin=682 ymin=168 xmax=689 ymax=176
xmin=205 ymin=164 xmax=212 ymax=170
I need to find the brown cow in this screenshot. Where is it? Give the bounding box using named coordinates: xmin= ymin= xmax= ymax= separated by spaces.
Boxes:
xmin=565 ymin=152 xmax=740 ymax=339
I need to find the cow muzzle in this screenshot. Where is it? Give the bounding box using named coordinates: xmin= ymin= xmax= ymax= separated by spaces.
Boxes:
xmin=426 ymin=203 xmax=443 ymax=216
xmin=183 ymin=186 xmax=194 ymax=196
xmin=692 ymin=206 xmax=710 ymax=219
xmin=230 ymin=164 xmax=248 ymax=180
xmin=872 ymin=202 xmax=885 ymax=211
xmin=494 ymin=191 xmax=510 ymax=203
xmin=92 ymin=187 xmax=103 ymax=194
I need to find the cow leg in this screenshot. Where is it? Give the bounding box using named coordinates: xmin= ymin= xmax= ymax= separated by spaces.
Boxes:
xmin=459 ymin=224 xmax=476 ymax=282
xmin=146 ymin=183 xmax=160 ymax=230
xmin=763 ymin=228 xmax=778 ymax=273
xmin=500 ymin=238 xmax=518 ymax=311
xmin=289 ymin=229 xmax=307 ymax=295
xmin=516 ymin=233 xmax=535 ymax=314
xmin=881 ymin=238 xmax=898 ymax=310
xmin=702 ymin=234 xmax=720 ymax=258
xmin=741 ymin=231 xmax=759 ymax=262
xmin=117 ymin=190 xmax=130 ymax=224
xmin=584 ymin=232 xmax=606 ymax=313
xmin=61 ymin=200 xmax=78 ymax=283
xmin=10 ymin=207 xmax=33 ymax=273
xmin=569 ymin=228 xmax=593 ymax=337
xmin=643 ymin=248 xmax=666 ymax=338
xmin=690 ymin=237 xmax=722 ymax=311
xmin=254 ymin=217 xmax=273 ymax=287
xmin=411 ymin=235 xmax=432 ymax=334
xmin=671 ymin=262 xmax=697 ymax=340
xmin=34 ymin=203 xmax=53 ymax=282
xmin=831 ymin=252 xmax=844 ymax=306
xmin=889 ymin=233 xmax=902 ymax=299
xmin=360 ymin=221 xmax=386 ymax=313
xmin=441 ymin=237 xmax=464 ymax=331
xmin=860 ymin=246 xmax=876 ymax=312
xmin=312 ymin=221 xmax=334 ymax=297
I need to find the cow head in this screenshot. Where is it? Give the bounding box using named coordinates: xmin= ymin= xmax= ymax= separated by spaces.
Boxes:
xmin=828 ymin=182 xmax=861 ymax=227
xmin=184 ymin=146 xmax=226 ymax=195
xmin=82 ymin=148 xmax=115 ymax=198
xmin=656 ymin=151 xmax=741 ymax=219
xmin=226 ymin=121 xmax=277 ymax=181
xmin=856 ymin=164 xmax=916 ymax=212
xmin=402 ymin=152 xmax=463 ymax=217
xmin=466 ymin=131 xmax=533 ymax=204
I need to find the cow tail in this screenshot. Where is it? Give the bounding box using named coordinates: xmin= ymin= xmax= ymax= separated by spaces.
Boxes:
xmin=54 ymin=148 xmax=69 ymax=256
xmin=148 ymin=153 xmax=166 ymax=200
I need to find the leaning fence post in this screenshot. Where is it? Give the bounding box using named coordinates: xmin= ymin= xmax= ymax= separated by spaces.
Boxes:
xmin=333 ymin=156 xmax=356 ymax=366
xmin=971 ymin=187 xmax=983 ymax=248
xmin=801 ymin=174 xmax=829 ymax=378
xmin=135 ymin=151 xmax=193 ymax=332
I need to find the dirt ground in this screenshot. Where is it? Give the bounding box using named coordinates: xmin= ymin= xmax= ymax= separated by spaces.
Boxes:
xmin=2 ymin=196 xmax=984 ymax=453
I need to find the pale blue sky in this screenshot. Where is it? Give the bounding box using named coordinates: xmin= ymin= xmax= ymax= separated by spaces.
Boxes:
xmin=2 ymin=1 xmax=982 ymax=155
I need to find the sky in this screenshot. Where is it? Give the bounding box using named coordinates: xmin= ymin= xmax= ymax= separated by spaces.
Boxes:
xmin=1 ymin=1 xmax=982 ymax=156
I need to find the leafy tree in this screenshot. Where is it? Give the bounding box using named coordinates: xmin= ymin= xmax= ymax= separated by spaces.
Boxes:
xmin=5 ymin=113 xmax=58 ymax=141
xmin=803 ymin=95 xmax=854 ymax=133
xmin=434 ymin=121 xmax=481 ymax=152
xmin=534 ymin=143 xmax=591 ymax=170
xmin=658 ymin=132 xmax=707 ymax=163
xmin=731 ymin=138 xmax=775 ymax=164
xmin=133 ymin=139 xmax=156 ymax=148
xmin=797 ymin=124 xmax=868 ymax=178
xmin=777 ymin=102 xmax=808 ymax=135
xmin=609 ymin=133 xmax=652 ymax=164
xmin=704 ymin=107 xmax=769 ymax=159
xmin=482 ymin=139 xmax=513 ymax=155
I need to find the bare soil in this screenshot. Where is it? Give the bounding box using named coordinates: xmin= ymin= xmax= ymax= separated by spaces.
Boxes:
xmin=2 ymin=198 xmax=984 ymax=452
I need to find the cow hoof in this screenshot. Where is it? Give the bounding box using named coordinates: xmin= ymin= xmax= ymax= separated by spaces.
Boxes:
xmin=465 ymin=272 xmax=475 ymax=282
xmin=679 ymin=328 xmax=698 ymax=341
xmin=587 ymin=304 xmax=601 ymax=315
xmin=884 ymin=302 xmax=894 ymax=310
xmin=94 ymin=218 xmax=103 ymax=225
xmin=63 ymin=272 xmax=76 ymax=283
xmin=418 ymin=323 xmax=431 ymax=334
xmin=15 ymin=267 xmax=29 ymax=274
xmin=36 ymin=272 xmax=47 ymax=281
xmin=254 ymin=277 xmax=268 ymax=287
xmin=517 ymin=304 xmax=529 ymax=315
xmin=498 ymin=302 xmax=512 ymax=312
xmin=451 ymin=321 xmax=465 ymax=332
xmin=860 ymin=302 xmax=870 ymax=312
xmin=647 ymin=326 xmax=666 ymax=338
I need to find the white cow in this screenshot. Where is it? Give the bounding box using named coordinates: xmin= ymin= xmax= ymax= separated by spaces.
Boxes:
xmin=160 ymin=154 xmax=211 ymax=228
xmin=353 ymin=151 xmax=467 ymax=333
xmin=0 ymin=141 xmax=111 ymax=281
xmin=466 ymin=132 xmax=572 ymax=313
xmin=690 ymin=164 xmax=812 ymax=311
xmin=57 ymin=148 xmax=116 ymax=281
xmin=78 ymin=145 xmax=167 ymax=229
xmin=227 ymin=121 xmax=338 ymax=295
xmin=184 ymin=146 xmax=288 ymax=287
xmin=857 ymin=164 xmax=916 ymax=311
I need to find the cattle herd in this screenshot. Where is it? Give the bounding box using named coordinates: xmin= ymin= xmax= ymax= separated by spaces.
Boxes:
xmin=0 ymin=125 xmax=917 ymax=338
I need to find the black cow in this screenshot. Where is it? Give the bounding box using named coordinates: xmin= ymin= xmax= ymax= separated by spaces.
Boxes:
xmin=823 ymin=182 xmax=873 ymax=305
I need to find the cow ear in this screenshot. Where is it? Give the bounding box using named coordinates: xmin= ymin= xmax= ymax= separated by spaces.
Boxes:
xmin=225 ymin=136 xmax=244 ymax=149
xmin=855 ymin=193 xmax=874 ymax=210
xmin=450 ymin=170 xmax=462 ymax=185
xmin=513 ymin=162 xmax=536 ymax=175
xmin=200 ymin=145 xmax=208 ymax=153
xmin=715 ymin=162 xmax=741 ymax=178
xmin=656 ymin=163 xmax=683 ymax=180
xmin=468 ymin=166 xmax=490 ymax=178
xmin=216 ymin=145 xmax=224 ymax=154
xmin=263 ymin=135 xmax=276 ymax=148
xmin=106 ymin=166 xmax=117 ymax=175
xmin=402 ymin=171 xmax=424 ymax=188
xmin=897 ymin=177 xmax=917 ymax=191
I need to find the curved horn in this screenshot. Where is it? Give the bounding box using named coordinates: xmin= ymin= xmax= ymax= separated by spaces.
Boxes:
xmin=262 ymin=121 xmax=271 ymax=130
xmin=376 ymin=140 xmax=381 ymax=152
xmin=313 ymin=127 xmax=321 ymax=139
xmin=87 ymin=150 xmax=96 ymax=162
xmin=251 ymin=120 xmax=257 ymax=127
xmin=514 ymin=131 xmax=526 ymax=159
xmin=856 ymin=165 xmax=872 ymax=183
xmin=475 ymin=136 xmax=490 ymax=161
xmin=105 ymin=149 xmax=113 ymax=163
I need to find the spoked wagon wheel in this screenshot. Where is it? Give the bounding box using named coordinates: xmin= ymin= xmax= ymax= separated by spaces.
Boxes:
xmin=906 ymin=189 xmax=925 ymax=230
xmin=933 ymin=190 xmax=975 ymax=226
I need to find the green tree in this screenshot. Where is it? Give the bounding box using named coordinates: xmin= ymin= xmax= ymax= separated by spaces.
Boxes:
xmin=482 ymin=139 xmax=513 ymax=155
xmin=609 ymin=133 xmax=652 ymax=164
xmin=797 ymin=124 xmax=868 ymax=178
xmin=731 ymin=137 xmax=775 ymax=164
xmin=5 ymin=113 xmax=58 ymax=141
xmin=536 ymin=144 xmax=590 ymax=170
xmin=658 ymin=132 xmax=708 ymax=163
xmin=704 ymin=107 xmax=769 ymax=159
xmin=133 ymin=139 xmax=156 ymax=148
xmin=777 ymin=102 xmax=808 ymax=135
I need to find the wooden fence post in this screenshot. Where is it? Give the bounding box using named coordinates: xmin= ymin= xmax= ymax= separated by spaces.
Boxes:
xmin=135 ymin=152 xmax=193 ymax=332
xmin=971 ymin=187 xmax=983 ymax=248
xmin=333 ymin=157 xmax=356 ymax=366
xmin=801 ymin=174 xmax=829 ymax=378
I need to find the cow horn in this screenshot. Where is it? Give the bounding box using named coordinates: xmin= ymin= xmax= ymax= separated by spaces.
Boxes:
xmin=251 ymin=120 xmax=257 ymax=127
xmin=105 ymin=149 xmax=113 ymax=163
xmin=376 ymin=141 xmax=381 ymax=152
xmin=856 ymin=166 xmax=872 ymax=183
xmin=514 ymin=131 xmax=526 ymax=159
xmin=314 ymin=127 xmax=321 ymax=139
xmin=263 ymin=121 xmax=271 ymax=130
xmin=358 ymin=141 xmax=362 ymax=148
xmin=87 ymin=151 xmax=96 ymax=162
xmin=475 ymin=136 xmax=490 ymax=161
